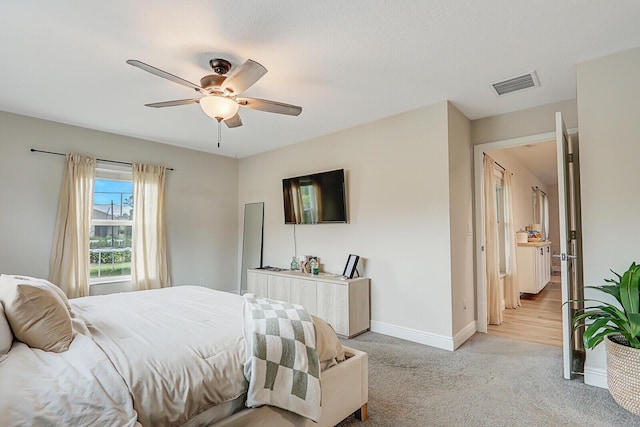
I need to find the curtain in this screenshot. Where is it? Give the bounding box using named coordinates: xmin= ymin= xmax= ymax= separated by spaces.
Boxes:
xmin=542 ymin=193 xmax=549 ymax=241
xmin=290 ymin=180 xmax=304 ymax=223
xmin=49 ymin=153 xmax=96 ymax=298
xmin=503 ymin=171 xmax=521 ymax=309
xmin=534 ymin=188 xmax=549 ymax=240
xmin=483 ymin=154 xmax=502 ymax=325
xmin=311 ymin=178 xmax=323 ymax=223
xmin=131 ymin=163 xmax=169 ymax=290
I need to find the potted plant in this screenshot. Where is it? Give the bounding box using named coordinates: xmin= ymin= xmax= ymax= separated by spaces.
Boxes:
xmin=573 ymin=262 xmax=640 ymax=415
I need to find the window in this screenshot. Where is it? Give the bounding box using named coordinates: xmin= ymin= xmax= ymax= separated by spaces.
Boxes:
xmin=299 ymin=179 xmax=318 ymax=223
xmin=90 ymin=167 xmax=133 ymax=283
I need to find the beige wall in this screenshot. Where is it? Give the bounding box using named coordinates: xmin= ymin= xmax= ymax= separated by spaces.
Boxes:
xmin=471 ymin=99 xmax=578 ymax=145
xmin=577 ymin=47 xmax=640 ymax=386
xmin=0 ymin=111 xmax=239 ymax=294
xmin=239 ymin=101 xmax=463 ymax=346
xmin=447 ymin=102 xmax=475 ymax=341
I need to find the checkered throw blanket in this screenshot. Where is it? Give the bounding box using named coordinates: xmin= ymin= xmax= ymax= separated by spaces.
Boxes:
xmin=242 ymin=294 xmax=321 ymax=422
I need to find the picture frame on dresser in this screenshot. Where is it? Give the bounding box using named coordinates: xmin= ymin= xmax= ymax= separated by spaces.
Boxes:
xmin=342 ymin=254 xmax=360 ymax=279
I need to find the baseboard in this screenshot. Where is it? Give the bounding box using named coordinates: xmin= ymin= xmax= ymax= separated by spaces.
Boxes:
xmin=453 ymin=321 xmax=477 ymax=350
xmin=370 ymin=320 xmax=454 ymax=351
xmin=584 ymin=366 xmax=608 ymax=389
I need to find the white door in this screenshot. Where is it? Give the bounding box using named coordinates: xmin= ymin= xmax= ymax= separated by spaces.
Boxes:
xmin=556 ymin=112 xmax=577 ymax=380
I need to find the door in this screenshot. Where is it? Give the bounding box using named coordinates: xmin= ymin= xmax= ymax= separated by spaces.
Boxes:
xmin=556 ymin=112 xmax=583 ymax=379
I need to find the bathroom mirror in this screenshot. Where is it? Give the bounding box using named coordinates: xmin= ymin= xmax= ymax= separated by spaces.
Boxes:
xmin=240 ymin=202 xmax=264 ymax=294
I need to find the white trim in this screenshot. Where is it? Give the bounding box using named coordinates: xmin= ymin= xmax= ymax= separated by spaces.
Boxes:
xmin=90 ymin=276 xmax=131 ymax=286
xmin=584 ymin=367 xmax=608 ymax=389
xmin=370 ymin=320 xmax=455 ymax=351
xmin=453 ymin=321 xmax=477 ymax=350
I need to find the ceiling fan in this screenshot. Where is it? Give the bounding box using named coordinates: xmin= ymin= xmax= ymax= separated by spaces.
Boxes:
xmin=126 ymin=58 xmax=302 ymax=131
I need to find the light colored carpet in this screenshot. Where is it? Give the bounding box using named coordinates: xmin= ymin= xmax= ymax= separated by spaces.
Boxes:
xmin=336 ymin=332 xmax=638 ymax=426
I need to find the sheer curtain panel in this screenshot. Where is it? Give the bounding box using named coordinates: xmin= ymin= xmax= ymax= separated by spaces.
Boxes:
xmin=131 ymin=163 xmax=169 ymax=290
xmin=483 ymin=154 xmax=502 ymax=325
xmin=49 ymin=153 xmax=96 ymax=298
xmin=503 ymin=171 xmax=521 ymax=309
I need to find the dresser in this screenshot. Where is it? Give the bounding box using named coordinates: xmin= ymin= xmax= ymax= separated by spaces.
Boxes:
xmin=246 ymin=269 xmax=370 ymax=338
xmin=516 ymin=241 xmax=551 ymax=294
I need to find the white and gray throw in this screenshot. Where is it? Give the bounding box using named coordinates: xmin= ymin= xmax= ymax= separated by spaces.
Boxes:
xmin=242 ymin=294 xmax=321 ymax=422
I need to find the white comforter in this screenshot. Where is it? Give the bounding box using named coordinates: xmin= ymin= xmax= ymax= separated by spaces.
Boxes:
xmin=71 ymin=285 xmax=247 ymax=427
xmin=0 ymin=318 xmax=140 ymax=427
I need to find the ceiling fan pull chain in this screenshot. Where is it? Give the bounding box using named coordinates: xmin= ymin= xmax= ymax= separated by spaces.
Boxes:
xmin=217 ymin=119 xmax=222 ymax=148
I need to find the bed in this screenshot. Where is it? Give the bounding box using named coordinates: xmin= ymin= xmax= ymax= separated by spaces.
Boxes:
xmin=0 ymin=275 xmax=368 ymax=427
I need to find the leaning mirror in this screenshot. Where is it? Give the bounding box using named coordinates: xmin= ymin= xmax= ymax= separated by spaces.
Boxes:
xmin=240 ymin=202 xmax=264 ymax=294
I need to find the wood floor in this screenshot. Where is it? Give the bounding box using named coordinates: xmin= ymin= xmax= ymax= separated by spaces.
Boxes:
xmin=487 ymin=275 xmax=562 ymax=347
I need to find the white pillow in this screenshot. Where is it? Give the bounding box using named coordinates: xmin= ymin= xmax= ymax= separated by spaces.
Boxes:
xmin=0 ymin=304 xmax=12 ymax=356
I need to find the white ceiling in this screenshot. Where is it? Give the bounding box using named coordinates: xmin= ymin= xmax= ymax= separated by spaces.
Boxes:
xmin=502 ymin=140 xmax=558 ymax=186
xmin=1 ymin=1 xmax=640 ymax=159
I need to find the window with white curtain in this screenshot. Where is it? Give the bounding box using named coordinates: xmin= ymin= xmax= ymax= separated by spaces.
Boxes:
xmin=90 ymin=167 xmax=133 ymax=283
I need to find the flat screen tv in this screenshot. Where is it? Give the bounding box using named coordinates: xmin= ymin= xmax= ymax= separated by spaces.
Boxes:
xmin=283 ymin=169 xmax=347 ymax=224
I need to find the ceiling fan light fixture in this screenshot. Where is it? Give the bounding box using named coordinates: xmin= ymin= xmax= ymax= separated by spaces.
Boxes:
xmin=200 ymin=96 xmax=239 ymax=121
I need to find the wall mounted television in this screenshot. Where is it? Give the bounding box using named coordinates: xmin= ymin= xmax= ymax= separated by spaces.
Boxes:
xmin=283 ymin=169 xmax=347 ymax=224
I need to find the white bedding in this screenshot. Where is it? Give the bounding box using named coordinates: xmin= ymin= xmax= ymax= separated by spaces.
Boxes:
xmin=0 ymin=318 xmax=139 ymax=427
xmin=0 ymin=285 xmax=345 ymax=426
xmin=71 ymin=285 xmax=248 ymax=427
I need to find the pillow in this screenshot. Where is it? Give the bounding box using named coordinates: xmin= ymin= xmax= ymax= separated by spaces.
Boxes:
xmin=0 ymin=275 xmax=73 ymax=353
xmin=1 ymin=274 xmax=71 ymax=313
xmin=0 ymin=304 xmax=13 ymax=356
xmin=312 ymin=315 xmax=345 ymax=370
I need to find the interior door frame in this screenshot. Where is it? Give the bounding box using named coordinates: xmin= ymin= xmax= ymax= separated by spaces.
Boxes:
xmin=473 ymin=128 xmax=578 ymax=332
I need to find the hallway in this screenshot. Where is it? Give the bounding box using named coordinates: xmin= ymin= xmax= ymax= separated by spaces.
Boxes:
xmin=487 ymin=275 xmax=562 ymax=347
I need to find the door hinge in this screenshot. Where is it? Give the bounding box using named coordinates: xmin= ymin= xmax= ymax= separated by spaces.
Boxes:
xmin=570 ymin=230 xmax=577 ymax=240
xmin=567 ymin=153 xmax=574 ymax=163
xmin=481 ymin=245 xmax=485 ymax=252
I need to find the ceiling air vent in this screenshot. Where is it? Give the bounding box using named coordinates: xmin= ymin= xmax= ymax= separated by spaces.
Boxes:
xmin=491 ymin=71 xmax=540 ymax=96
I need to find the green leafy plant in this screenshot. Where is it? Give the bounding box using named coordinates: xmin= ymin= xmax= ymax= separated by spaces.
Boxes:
xmin=573 ymin=262 xmax=640 ymax=349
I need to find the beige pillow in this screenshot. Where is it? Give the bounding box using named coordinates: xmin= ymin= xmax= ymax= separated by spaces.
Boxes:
xmin=0 ymin=304 xmax=13 ymax=356
xmin=312 ymin=315 xmax=345 ymax=368
xmin=0 ymin=275 xmax=73 ymax=353
xmin=2 ymin=274 xmax=71 ymax=313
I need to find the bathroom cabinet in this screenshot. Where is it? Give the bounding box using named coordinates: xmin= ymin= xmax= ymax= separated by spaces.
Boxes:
xmin=516 ymin=242 xmax=551 ymax=294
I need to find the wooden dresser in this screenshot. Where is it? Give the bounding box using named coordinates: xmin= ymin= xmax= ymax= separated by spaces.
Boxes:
xmin=246 ymin=269 xmax=370 ymax=338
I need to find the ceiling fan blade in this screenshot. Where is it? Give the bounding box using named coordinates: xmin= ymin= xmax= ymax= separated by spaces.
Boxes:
xmin=144 ymin=99 xmax=200 ymax=108
xmin=126 ymin=59 xmax=205 ymax=93
xmin=221 ymin=59 xmax=267 ymax=95
xmin=237 ymin=97 xmax=302 ymax=116
xmin=224 ymin=112 xmax=243 ymax=128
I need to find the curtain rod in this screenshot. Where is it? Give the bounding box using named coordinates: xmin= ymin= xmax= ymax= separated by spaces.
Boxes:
xmin=532 ymin=186 xmax=547 ymax=196
xmin=483 ymin=152 xmax=513 ymax=175
xmin=30 ymin=148 xmax=174 ymax=171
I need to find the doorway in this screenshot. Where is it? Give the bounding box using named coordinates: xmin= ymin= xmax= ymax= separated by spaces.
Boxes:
xmin=474 ymin=120 xmax=584 ymax=377
xmin=485 ymin=139 xmax=562 ymax=347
